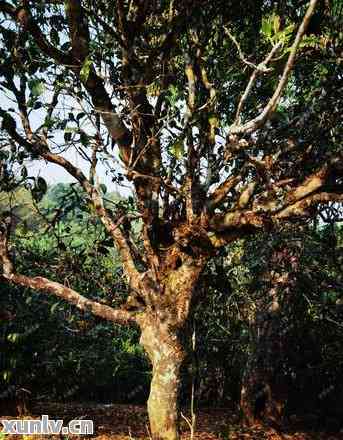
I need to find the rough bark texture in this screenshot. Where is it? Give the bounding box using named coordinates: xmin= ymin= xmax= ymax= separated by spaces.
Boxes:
xmin=140 ymin=320 xmax=186 ymax=440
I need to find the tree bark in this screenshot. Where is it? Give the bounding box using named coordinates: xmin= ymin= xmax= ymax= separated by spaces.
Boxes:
xmin=240 ymin=311 xmax=288 ymax=427
xmin=240 ymin=246 xmax=298 ymax=427
xmin=140 ymin=320 xmax=186 ymax=440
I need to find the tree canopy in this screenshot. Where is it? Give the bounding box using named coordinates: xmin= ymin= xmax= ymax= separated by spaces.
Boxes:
xmin=0 ymin=0 xmax=342 ymax=321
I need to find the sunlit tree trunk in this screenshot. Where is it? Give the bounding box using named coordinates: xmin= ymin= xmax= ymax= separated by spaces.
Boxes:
xmin=140 ymin=320 xmax=187 ymax=440
xmin=137 ymin=258 xmax=205 ymax=440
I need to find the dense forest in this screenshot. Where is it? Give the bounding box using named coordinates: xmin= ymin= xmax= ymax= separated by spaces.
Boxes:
xmin=0 ymin=0 xmax=342 ymax=439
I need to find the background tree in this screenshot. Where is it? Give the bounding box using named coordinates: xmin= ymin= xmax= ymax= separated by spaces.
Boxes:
xmin=0 ymin=1 xmax=342 ymax=439
xmin=239 ymin=214 xmax=343 ymax=427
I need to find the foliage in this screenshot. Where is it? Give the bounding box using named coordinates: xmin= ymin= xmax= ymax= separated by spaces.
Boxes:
xmin=0 ymin=184 xmax=150 ymax=404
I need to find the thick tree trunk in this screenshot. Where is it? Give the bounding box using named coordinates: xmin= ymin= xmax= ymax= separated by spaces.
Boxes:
xmin=140 ymin=321 xmax=186 ymax=440
xmin=136 ymin=254 xmax=205 ymax=439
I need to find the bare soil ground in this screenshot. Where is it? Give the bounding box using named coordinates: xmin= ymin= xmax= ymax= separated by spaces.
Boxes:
xmin=1 ymin=403 xmax=342 ymax=440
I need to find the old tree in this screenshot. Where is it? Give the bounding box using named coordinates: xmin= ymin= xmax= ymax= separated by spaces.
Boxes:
xmin=0 ymin=0 xmax=342 ymax=438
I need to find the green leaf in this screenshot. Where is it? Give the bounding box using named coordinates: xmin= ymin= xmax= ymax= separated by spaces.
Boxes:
xmin=80 ymin=57 xmax=93 ymax=83
xmin=167 ymin=84 xmax=180 ymax=105
xmin=99 ymin=183 xmax=107 ymax=194
xmin=60 ymin=41 xmax=70 ymax=51
xmin=29 ymin=78 xmax=44 ymax=97
xmin=51 ymin=28 xmax=59 ymax=45
xmin=101 ymin=238 xmax=114 ymax=247
xmin=208 ymin=115 xmax=219 ymax=128
xmin=169 ymin=139 xmax=184 ymax=159
xmin=44 ymin=116 xmax=56 ymax=129
xmin=261 ymin=14 xmax=282 ymax=42
xmin=284 ymin=23 xmax=295 ymax=38
xmin=261 ymin=17 xmax=272 ymax=38
xmin=80 ymin=131 xmax=89 ymax=146
xmin=147 ymin=81 xmax=161 ymax=97
xmin=7 ymin=333 xmax=19 ymax=343
xmin=33 ymin=101 xmax=43 ymax=110
xmin=64 ymin=131 xmax=72 ymax=142
xmin=0 ymin=150 xmax=9 ymax=160
xmin=98 ymin=245 xmax=109 ymax=255
xmin=21 ymin=166 xmax=28 ymax=179
xmin=0 ymin=110 xmax=16 ymax=131
xmin=31 ymin=176 xmax=48 ymax=202
xmin=273 ymin=14 xmax=280 ymax=33
xmin=3 ymin=370 xmax=12 ymax=381
xmin=58 ymin=242 xmax=67 ymax=251
xmin=37 ymin=176 xmax=48 ymax=193
xmin=77 ymin=112 xmax=86 ymax=121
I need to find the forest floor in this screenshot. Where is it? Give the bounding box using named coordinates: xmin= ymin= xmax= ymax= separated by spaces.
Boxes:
xmin=1 ymin=402 xmax=342 ymax=440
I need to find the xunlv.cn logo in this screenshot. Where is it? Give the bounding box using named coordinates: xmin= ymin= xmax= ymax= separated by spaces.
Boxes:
xmin=0 ymin=414 xmax=94 ymax=435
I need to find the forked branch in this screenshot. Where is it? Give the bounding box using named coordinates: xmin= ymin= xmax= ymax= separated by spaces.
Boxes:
xmin=229 ymin=0 xmax=318 ymax=135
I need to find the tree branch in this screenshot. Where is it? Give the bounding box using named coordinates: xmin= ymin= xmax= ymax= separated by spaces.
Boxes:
xmin=66 ymin=0 xmax=162 ymax=272
xmin=210 ymin=189 xmax=343 ymax=234
xmin=0 ymin=115 xmax=142 ymax=290
xmin=0 ymin=218 xmax=135 ymax=324
xmin=251 ymin=165 xmax=331 ymax=213
xmin=41 ymin=152 xmax=143 ymax=289
xmin=229 ymin=0 xmax=318 ymax=135
xmin=65 ymin=0 xmax=89 ymax=62
xmin=0 ymin=225 xmax=135 ymax=324
xmin=224 ymin=27 xmax=274 ymax=73
xmin=5 ymin=273 xmax=136 ymax=324
xmin=0 ymin=0 xmax=132 ymax=154
xmin=233 ymin=42 xmax=282 ymax=125
xmin=63 ymin=0 xmax=132 ymax=152
xmin=208 ymin=230 xmax=249 ymax=248
xmin=237 ymin=182 xmax=257 ymax=209
xmin=207 ymin=175 xmax=242 ymax=211
xmin=284 ymin=166 xmax=329 ymax=204
xmin=0 ymin=214 xmax=14 ymax=276
xmin=209 ymin=161 xmax=342 ymax=233
xmin=275 ymin=192 xmax=343 ymax=219
xmin=0 ymin=1 xmax=73 ymax=66
xmin=210 ymin=210 xmax=267 ymax=232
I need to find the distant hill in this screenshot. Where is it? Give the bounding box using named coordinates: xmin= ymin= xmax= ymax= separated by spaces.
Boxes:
xmin=0 ymin=183 xmax=124 ymax=232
